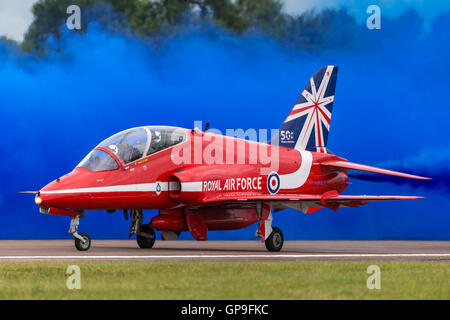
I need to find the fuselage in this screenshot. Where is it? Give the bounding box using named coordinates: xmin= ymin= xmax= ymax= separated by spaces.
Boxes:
xmin=37 ymin=126 xmax=349 ymax=231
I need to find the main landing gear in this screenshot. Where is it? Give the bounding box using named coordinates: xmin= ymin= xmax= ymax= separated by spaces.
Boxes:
xmin=256 ymin=202 xmax=284 ymax=252
xmin=69 ymin=215 xmax=91 ymax=251
xmin=265 ymin=227 xmax=284 ymax=252
xmin=128 ymin=209 xmax=155 ymax=249
xmin=137 ymin=224 xmax=155 ymax=248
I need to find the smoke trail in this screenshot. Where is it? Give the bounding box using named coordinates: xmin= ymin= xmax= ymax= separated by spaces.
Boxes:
xmin=349 ymin=146 xmax=450 ymax=191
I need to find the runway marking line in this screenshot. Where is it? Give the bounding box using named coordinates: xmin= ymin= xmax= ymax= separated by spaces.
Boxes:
xmin=0 ymin=253 xmax=449 ymax=259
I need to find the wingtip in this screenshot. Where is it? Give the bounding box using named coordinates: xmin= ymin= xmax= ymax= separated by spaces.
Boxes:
xmin=404 ymin=196 xmax=426 ymax=200
xmin=409 ymin=174 xmax=431 ymax=180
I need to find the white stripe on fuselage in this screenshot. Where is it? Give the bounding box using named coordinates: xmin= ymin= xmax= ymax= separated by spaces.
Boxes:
xmin=40 ymin=182 xmax=201 ymax=194
xmin=40 ymin=183 xmax=164 ymax=194
xmin=279 ymin=150 xmax=312 ymax=190
xmin=180 ymin=182 xmax=202 ymax=192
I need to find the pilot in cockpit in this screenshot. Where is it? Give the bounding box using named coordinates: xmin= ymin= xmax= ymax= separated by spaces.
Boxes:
xmin=78 ymin=127 xmax=186 ymax=171
xmin=118 ymin=141 xmax=143 ymax=163
xmin=147 ymin=130 xmax=163 ymax=155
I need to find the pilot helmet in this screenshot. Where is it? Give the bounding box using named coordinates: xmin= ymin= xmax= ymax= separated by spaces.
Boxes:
xmin=152 ymin=130 xmax=161 ymax=143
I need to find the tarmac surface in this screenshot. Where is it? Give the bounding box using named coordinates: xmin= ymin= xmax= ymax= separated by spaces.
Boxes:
xmin=0 ymin=240 xmax=449 ymax=261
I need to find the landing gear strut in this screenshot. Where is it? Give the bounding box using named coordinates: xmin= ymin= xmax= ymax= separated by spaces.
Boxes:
xmin=69 ymin=215 xmax=91 ymax=251
xmin=255 ymin=202 xmax=284 ymax=252
xmin=128 ymin=210 xmax=156 ymax=249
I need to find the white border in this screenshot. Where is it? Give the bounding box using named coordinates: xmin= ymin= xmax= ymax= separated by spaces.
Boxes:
xmin=0 ymin=253 xmax=449 ymax=260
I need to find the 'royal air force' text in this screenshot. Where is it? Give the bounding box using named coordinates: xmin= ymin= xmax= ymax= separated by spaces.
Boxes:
xmin=203 ymin=177 xmax=262 ymax=192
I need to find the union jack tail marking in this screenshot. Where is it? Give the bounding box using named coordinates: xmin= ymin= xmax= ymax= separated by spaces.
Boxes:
xmin=275 ymin=66 xmax=338 ymax=153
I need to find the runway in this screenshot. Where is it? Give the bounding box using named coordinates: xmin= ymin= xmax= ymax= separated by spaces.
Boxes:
xmin=0 ymin=240 xmax=449 ymax=261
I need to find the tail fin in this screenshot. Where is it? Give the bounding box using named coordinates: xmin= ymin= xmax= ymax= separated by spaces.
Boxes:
xmin=274 ymin=66 xmax=338 ymax=152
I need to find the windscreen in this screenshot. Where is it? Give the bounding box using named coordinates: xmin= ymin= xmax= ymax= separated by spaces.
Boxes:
xmin=77 ymin=149 xmax=119 ymax=172
xmin=99 ymin=127 xmax=148 ymax=164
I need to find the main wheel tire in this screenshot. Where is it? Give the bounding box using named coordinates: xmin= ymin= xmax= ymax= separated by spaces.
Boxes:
xmin=137 ymin=224 xmax=156 ymax=249
xmin=265 ymin=227 xmax=284 ymax=252
xmin=74 ymin=233 xmax=91 ymax=251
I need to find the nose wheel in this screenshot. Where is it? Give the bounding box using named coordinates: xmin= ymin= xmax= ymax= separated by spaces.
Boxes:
xmin=69 ymin=215 xmax=91 ymax=251
xmin=74 ymin=233 xmax=91 ymax=251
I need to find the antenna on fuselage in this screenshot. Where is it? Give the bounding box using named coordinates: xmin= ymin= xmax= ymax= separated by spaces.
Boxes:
xmin=191 ymin=122 xmax=210 ymax=135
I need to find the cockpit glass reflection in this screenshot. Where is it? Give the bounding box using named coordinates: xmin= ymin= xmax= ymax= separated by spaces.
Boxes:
xmin=76 ymin=127 xmax=187 ymax=170
xmin=78 ymin=149 xmax=119 ymax=172
xmin=97 ymin=126 xmax=186 ymax=164
xmin=99 ymin=127 xmax=148 ymax=163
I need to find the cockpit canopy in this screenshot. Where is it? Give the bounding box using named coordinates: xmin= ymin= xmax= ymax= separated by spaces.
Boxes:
xmin=77 ymin=126 xmax=187 ymax=171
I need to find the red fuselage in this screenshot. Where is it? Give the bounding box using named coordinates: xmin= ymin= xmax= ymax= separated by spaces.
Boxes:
xmin=38 ymin=127 xmax=349 ymax=232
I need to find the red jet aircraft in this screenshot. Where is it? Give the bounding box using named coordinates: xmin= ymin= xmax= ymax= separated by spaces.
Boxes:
xmin=28 ymin=66 xmax=429 ymax=251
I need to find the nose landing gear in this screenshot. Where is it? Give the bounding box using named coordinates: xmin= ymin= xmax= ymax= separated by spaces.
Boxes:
xmin=75 ymin=233 xmax=91 ymax=251
xmin=69 ymin=215 xmax=91 ymax=251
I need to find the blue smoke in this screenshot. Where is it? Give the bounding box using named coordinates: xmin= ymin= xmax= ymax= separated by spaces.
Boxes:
xmin=0 ymin=8 xmax=449 ymax=240
xmin=349 ymin=146 xmax=450 ymax=192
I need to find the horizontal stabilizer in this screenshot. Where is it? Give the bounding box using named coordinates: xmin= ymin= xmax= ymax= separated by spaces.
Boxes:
xmin=320 ymin=160 xmax=430 ymax=180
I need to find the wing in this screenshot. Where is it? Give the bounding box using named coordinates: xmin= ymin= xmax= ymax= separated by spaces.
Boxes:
xmin=195 ymin=192 xmax=423 ymax=213
xmin=320 ymin=160 xmax=430 ymax=180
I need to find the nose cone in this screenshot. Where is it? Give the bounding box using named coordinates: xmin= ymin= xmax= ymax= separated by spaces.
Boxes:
xmin=37 ymin=178 xmax=66 ymax=209
xmin=37 ymin=169 xmax=83 ymax=209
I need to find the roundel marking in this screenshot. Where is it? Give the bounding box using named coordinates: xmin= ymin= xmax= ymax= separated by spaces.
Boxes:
xmin=155 ymin=182 xmax=162 ymax=195
xmin=267 ymin=172 xmax=280 ymax=194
